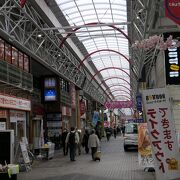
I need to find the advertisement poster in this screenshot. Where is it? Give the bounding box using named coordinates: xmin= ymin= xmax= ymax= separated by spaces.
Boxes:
xmin=138 ymin=123 xmax=154 ymax=168
xmin=142 ymin=88 xmax=180 ymax=180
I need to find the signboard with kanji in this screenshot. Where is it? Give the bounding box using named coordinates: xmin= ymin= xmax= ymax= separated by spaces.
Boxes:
xmin=142 ymin=88 xmax=180 ymax=180
xmin=165 ymin=0 xmax=180 ymax=25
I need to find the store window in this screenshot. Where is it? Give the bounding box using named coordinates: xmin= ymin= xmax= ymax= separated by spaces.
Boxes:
xmin=24 ymin=54 xmax=29 ymax=72
xmin=4 ymin=42 xmax=11 ymax=64
xmin=19 ymin=51 xmax=24 ymax=69
xmin=0 ymin=38 xmax=4 ymax=60
xmin=0 ymin=37 xmax=30 ymax=72
xmin=12 ymin=46 xmax=18 ymax=66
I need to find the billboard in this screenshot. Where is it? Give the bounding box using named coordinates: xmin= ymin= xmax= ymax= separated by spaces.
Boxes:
xmin=164 ymin=32 xmax=180 ymax=85
xmin=142 ymin=88 xmax=180 ymax=180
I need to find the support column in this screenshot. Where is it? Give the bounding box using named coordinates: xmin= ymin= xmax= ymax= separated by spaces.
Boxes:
xmin=76 ymin=90 xmax=80 ymax=129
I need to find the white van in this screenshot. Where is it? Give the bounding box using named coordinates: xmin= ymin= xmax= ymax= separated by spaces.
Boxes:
xmin=123 ymin=123 xmax=138 ymax=151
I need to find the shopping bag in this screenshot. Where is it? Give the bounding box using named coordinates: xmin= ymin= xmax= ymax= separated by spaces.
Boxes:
xmin=94 ymin=151 xmax=101 ymax=161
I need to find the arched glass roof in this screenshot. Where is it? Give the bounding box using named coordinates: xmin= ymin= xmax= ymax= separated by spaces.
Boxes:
xmin=55 ymin=0 xmax=130 ymax=100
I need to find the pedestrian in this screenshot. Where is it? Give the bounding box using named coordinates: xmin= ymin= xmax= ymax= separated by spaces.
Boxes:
xmin=77 ymin=129 xmax=82 ymax=155
xmin=106 ymin=127 xmax=111 ymax=141
xmin=121 ymin=126 xmax=125 ymax=137
xmin=82 ymin=129 xmax=89 ymax=154
xmin=113 ymin=126 xmax=117 ymax=139
xmin=65 ymin=127 xmax=79 ymax=161
xmin=88 ymin=129 xmax=100 ymax=161
xmin=61 ymin=128 xmax=68 ymax=155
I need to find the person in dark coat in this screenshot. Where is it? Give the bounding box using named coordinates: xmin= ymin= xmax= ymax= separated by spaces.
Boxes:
xmin=62 ymin=128 xmax=68 ymax=155
xmin=121 ymin=126 xmax=125 ymax=137
xmin=113 ymin=126 xmax=117 ymax=139
xmin=106 ymin=127 xmax=111 ymax=141
xmin=65 ymin=127 xmax=79 ymax=161
xmin=82 ymin=129 xmax=89 ymax=154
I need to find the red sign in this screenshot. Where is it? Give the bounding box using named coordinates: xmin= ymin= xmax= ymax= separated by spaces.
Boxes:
xmin=165 ymin=0 xmax=180 ymax=25
xmin=79 ymin=100 xmax=86 ymax=116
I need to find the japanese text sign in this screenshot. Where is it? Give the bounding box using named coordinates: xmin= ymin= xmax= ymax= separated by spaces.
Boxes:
xmin=0 ymin=94 xmax=31 ymax=111
xmin=142 ymin=88 xmax=180 ymax=180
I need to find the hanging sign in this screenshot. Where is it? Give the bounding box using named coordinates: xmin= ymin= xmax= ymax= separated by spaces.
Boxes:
xmin=165 ymin=0 xmax=180 ymax=25
xmin=136 ymin=94 xmax=142 ymax=112
xmin=104 ymin=100 xmax=133 ymax=109
xmin=142 ymin=88 xmax=180 ymax=180
xmin=70 ymin=83 xmax=76 ymax=109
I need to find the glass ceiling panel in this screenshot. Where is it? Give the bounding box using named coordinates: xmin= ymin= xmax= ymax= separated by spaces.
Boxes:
xmin=56 ymin=0 xmax=130 ymax=101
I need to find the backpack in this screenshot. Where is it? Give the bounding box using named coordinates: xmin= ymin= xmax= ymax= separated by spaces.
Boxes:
xmin=68 ymin=132 xmax=75 ymax=145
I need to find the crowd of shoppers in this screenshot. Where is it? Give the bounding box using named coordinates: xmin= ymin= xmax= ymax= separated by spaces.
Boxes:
xmin=60 ymin=125 xmax=124 ymax=162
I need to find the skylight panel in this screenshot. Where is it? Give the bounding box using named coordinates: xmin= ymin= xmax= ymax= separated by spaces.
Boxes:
xmin=56 ymin=0 xmax=130 ymax=101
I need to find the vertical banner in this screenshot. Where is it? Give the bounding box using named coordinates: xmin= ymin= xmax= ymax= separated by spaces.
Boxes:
xmin=142 ymin=88 xmax=180 ymax=180
xmin=138 ymin=123 xmax=154 ymax=168
xmin=164 ymin=32 xmax=180 ymax=85
xmin=136 ymin=94 xmax=142 ymax=112
xmin=79 ymin=100 xmax=86 ymax=116
xmin=70 ymin=83 xmax=76 ymax=109
xmin=92 ymin=111 xmax=99 ymax=126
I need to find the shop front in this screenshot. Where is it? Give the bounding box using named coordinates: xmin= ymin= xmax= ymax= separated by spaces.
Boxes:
xmin=0 ymin=94 xmax=31 ymax=145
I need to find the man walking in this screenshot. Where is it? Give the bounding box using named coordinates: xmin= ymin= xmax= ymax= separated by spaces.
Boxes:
xmin=88 ymin=129 xmax=100 ymax=160
xmin=65 ymin=127 xmax=79 ymax=161
xmin=62 ymin=128 xmax=68 ymax=155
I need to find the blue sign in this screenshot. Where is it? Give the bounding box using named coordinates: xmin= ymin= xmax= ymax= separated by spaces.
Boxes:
xmin=92 ymin=111 xmax=99 ymax=125
xmin=136 ymin=94 xmax=142 ymax=112
xmin=44 ymin=89 xmax=57 ymax=101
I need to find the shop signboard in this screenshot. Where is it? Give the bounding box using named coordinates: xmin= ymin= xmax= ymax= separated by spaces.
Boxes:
xmin=164 ymin=32 xmax=180 ymax=85
xmin=104 ymin=100 xmax=133 ymax=109
xmin=0 ymin=94 xmax=31 ymax=111
xmin=142 ymin=87 xmax=180 ymax=180
xmin=165 ymin=0 xmax=180 ymax=25
xmin=136 ymin=94 xmax=142 ymax=112
xmin=10 ymin=110 xmax=26 ymax=122
xmin=138 ymin=123 xmax=154 ymax=168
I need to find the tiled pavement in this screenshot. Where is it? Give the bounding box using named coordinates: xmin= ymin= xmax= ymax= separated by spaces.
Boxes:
xmin=18 ymin=136 xmax=155 ymax=180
